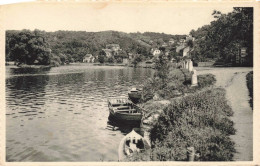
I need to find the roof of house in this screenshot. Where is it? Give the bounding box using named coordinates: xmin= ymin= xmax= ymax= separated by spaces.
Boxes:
xmin=102 ymin=49 xmax=113 ymax=52
xmin=106 ymin=44 xmax=120 ymax=48
xmin=84 ymin=54 xmax=92 ymax=57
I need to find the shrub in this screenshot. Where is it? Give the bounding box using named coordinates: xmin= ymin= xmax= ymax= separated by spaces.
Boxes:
xmin=246 ymin=71 xmax=253 ymax=108
xmin=142 ymin=68 xmax=216 ymax=101
xmin=129 ymin=88 xmax=235 ymax=161
xmin=197 ymin=74 xmax=216 ymax=89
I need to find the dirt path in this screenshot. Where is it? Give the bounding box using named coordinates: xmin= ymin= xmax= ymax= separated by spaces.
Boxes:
xmin=196 ymin=67 xmax=253 ymax=161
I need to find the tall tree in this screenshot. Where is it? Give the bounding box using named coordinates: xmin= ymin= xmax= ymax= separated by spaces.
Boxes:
xmin=7 ymin=29 xmax=51 ymax=65
xmin=190 ymin=7 xmax=253 ymax=66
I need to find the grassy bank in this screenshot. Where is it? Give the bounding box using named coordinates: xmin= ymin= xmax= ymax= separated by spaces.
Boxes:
xmin=126 ymin=58 xmax=235 ymax=161
xmin=128 ymin=88 xmax=236 ymax=161
xmin=246 ymin=71 xmax=253 ymax=109
xmin=142 ymin=68 xmax=216 ymax=101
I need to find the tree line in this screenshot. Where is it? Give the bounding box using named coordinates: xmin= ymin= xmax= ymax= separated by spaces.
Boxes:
xmin=5 ymin=7 xmax=253 ymax=67
xmin=6 ymin=30 xmax=183 ymax=66
xmin=190 ymin=7 xmax=253 ymax=66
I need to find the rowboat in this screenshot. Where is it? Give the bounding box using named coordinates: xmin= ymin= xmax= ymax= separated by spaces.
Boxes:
xmin=128 ymin=88 xmax=142 ymax=103
xmin=118 ymin=129 xmax=151 ymax=161
xmin=108 ymin=98 xmax=142 ymax=123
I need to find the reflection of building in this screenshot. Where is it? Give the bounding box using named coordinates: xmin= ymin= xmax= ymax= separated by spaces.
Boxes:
xmin=83 ymin=54 xmax=95 ymax=63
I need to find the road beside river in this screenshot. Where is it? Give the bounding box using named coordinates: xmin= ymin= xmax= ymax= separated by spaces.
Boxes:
xmin=196 ymin=67 xmax=253 ymax=161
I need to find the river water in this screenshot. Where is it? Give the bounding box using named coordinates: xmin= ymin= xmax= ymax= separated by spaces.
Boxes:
xmin=5 ymin=64 xmax=153 ymax=161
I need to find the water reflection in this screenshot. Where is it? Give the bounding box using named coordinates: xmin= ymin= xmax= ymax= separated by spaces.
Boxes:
xmin=6 ymin=75 xmax=49 ymax=118
xmin=6 ymin=64 xmax=153 ymax=161
xmin=9 ymin=67 xmax=51 ymax=75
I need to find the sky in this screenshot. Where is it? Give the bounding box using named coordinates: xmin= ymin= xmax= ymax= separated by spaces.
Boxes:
xmin=1 ymin=1 xmax=235 ymax=35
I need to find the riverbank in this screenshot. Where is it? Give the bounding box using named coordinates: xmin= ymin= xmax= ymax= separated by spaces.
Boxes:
xmin=126 ymin=67 xmax=253 ymax=161
xmin=124 ymin=66 xmax=237 ymax=161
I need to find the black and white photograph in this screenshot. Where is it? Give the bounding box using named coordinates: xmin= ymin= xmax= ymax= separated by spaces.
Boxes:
xmin=0 ymin=0 xmax=258 ymax=164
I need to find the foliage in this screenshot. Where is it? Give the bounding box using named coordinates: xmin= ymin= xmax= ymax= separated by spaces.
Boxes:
xmin=6 ymin=30 xmax=185 ymax=65
xmin=50 ymin=54 xmax=61 ymax=67
xmin=246 ymin=71 xmax=253 ymax=108
xmin=190 ymin=7 xmax=253 ymax=66
xmin=153 ymin=54 xmax=170 ymax=82
xmin=6 ymin=29 xmax=51 ymax=65
xmin=98 ymin=50 xmax=106 ymax=63
xmin=130 ymin=88 xmax=235 ymax=161
xmin=197 ymin=74 xmax=216 ymax=89
xmin=143 ymin=67 xmax=216 ymax=101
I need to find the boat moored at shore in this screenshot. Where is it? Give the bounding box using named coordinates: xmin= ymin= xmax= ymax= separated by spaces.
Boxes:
xmin=108 ymin=98 xmax=142 ymax=123
xmin=128 ymin=88 xmax=142 ymax=103
xmin=118 ymin=129 xmax=151 ymax=161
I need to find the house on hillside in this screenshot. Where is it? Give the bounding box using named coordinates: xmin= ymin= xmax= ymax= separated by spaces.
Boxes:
xmin=162 ymin=42 xmax=168 ymax=47
xmin=128 ymin=53 xmax=134 ymax=60
xmin=102 ymin=49 xmax=113 ymax=58
xmin=178 ymin=46 xmax=193 ymax=57
xmin=179 ymin=39 xmax=186 ymax=45
xmin=101 ymin=44 xmax=121 ymax=58
xmin=176 ymin=44 xmax=186 ymax=53
xmin=175 ymin=35 xmax=195 ymax=57
xmin=151 ymin=48 xmax=161 ymax=57
xmin=186 ymin=35 xmax=195 ymax=42
xmin=106 ymin=44 xmax=121 ymax=52
xmin=83 ymin=54 xmax=95 ymax=63
xmin=169 ymin=38 xmax=175 ymax=45
xmin=122 ymin=58 xmax=129 ymax=64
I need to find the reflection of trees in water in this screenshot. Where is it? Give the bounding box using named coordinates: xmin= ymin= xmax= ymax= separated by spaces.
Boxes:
xmin=7 ymin=75 xmax=49 ymax=93
xmin=10 ymin=67 xmax=51 ymax=75
xmin=6 ymin=75 xmax=50 ymax=110
xmin=53 ymin=73 xmax=85 ymax=86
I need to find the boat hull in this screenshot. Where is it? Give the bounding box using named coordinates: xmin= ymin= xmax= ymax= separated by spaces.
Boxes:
xmin=128 ymin=92 xmax=142 ymax=103
xmin=118 ymin=130 xmax=150 ymax=161
xmin=109 ymin=109 xmax=142 ymax=123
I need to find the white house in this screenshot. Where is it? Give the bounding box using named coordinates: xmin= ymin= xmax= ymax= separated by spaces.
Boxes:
xmin=106 ymin=44 xmax=121 ymax=52
xmin=83 ymin=54 xmax=95 ymax=63
xmin=168 ymin=38 xmax=175 ymax=45
xmin=102 ymin=49 xmax=113 ymax=58
xmin=186 ymin=35 xmax=195 ymax=42
xmin=152 ymin=49 xmax=161 ymax=56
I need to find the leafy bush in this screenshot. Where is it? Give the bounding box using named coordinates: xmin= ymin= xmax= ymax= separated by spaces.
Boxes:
xmin=246 ymin=71 xmax=253 ymax=108
xmin=142 ymin=68 xmax=215 ymax=101
xmin=197 ymin=74 xmax=216 ymax=89
xmin=130 ymin=88 xmax=235 ymax=161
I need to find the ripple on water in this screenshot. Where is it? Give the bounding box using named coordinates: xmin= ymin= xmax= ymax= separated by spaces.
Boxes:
xmin=6 ymin=66 xmax=154 ymax=161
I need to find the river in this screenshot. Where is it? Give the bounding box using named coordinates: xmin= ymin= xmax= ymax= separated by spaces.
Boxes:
xmin=5 ymin=64 xmax=153 ymax=161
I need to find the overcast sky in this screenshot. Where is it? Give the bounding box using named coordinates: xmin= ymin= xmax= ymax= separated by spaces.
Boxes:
xmin=1 ymin=2 xmax=235 ymax=35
